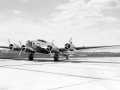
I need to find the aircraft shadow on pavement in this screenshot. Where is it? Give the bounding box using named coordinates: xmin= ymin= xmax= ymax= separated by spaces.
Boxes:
xmin=11 ymin=58 xmax=120 ymax=64
xmin=64 ymin=60 xmax=120 ymax=64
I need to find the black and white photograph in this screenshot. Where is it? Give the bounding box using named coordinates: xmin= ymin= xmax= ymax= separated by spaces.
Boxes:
xmin=0 ymin=0 xmax=120 ymax=90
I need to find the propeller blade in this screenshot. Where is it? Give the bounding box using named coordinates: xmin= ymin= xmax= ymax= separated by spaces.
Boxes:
xmin=7 ymin=39 xmax=11 ymax=53
xmin=68 ymin=37 xmax=72 ymax=44
xmin=18 ymin=50 xmax=22 ymax=56
xmin=18 ymin=40 xmax=24 ymax=56
xmin=49 ymin=51 xmax=54 ymax=57
xmin=19 ymin=40 xmax=22 ymax=46
xmin=6 ymin=49 xmax=9 ymax=53
xmin=8 ymin=39 xmax=10 ymax=45
xmin=51 ymin=40 xmax=54 ymax=44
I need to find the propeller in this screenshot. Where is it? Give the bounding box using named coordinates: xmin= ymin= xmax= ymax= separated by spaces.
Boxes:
xmin=8 ymin=39 xmax=14 ymax=50
xmin=65 ymin=37 xmax=72 ymax=50
xmin=6 ymin=39 xmax=14 ymax=53
xmin=47 ymin=45 xmax=52 ymax=52
xmin=18 ymin=40 xmax=26 ymax=56
xmin=65 ymin=43 xmax=71 ymax=50
xmin=47 ymin=40 xmax=54 ymax=56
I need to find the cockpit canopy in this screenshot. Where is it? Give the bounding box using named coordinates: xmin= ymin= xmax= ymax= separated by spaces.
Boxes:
xmin=37 ymin=39 xmax=46 ymax=43
xmin=26 ymin=40 xmax=32 ymax=47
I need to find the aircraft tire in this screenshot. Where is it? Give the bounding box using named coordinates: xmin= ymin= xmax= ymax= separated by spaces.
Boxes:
xmin=54 ymin=54 xmax=59 ymax=61
xmin=28 ymin=54 xmax=34 ymax=61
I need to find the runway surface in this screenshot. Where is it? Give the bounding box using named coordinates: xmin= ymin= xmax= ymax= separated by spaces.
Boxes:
xmin=0 ymin=57 xmax=120 ymax=90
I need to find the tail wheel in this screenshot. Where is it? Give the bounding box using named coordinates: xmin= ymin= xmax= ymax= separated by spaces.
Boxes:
xmin=28 ymin=53 xmax=34 ymax=61
xmin=54 ymin=54 xmax=59 ymax=61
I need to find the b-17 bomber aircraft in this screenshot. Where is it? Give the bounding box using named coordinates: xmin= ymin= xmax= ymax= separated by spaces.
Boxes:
xmin=0 ymin=38 xmax=120 ymax=61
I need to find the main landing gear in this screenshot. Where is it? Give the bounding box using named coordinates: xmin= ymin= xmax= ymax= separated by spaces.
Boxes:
xmin=54 ymin=54 xmax=69 ymax=61
xmin=54 ymin=54 xmax=59 ymax=61
xmin=28 ymin=53 xmax=34 ymax=61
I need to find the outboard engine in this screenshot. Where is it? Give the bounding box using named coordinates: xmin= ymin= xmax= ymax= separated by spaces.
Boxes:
xmin=8 ymin=39 xmax=14 ymax=50
xmin=21 ymin=45 xmax=26 ymax=51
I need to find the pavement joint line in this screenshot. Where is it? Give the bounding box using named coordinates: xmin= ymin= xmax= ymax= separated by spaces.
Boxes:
xmin=8 ymin=63 xmax=120 ymax=72
xmin=48 ymin=75 xmax=120 ymax=90
xmin=86 ymin=63 xmax=120 ymax=66
xmin=0 ymin=64 xmax=120 ymax=73
xmin=48 ymin=80 xmax=99 ymax=90
xmin=1 ymin=63 xmax=120 ymax=75
xmin=1 ymin=63 xmax=120 ymax=72
xmin=40 ymin=64 xmax=120 ymax=71
xmin=2 ymin=62 xmax=120 ymax=68
xmin=1 ymin=65 xmax=120 ymax=82
xmin=0 ymin=62 xmax=57 ymax=67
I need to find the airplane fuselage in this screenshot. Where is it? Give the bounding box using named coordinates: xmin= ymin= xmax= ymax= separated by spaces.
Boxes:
xmin=26 ymin=39 xmax=59 ymax=54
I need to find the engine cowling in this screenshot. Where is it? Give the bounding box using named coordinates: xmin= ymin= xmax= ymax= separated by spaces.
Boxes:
xmin=47 ymin=45 xmax=52 ymax=52
xmin=21 ymin=45 xmax=26 ymax=51
xmin=65 ymin=43 xmax=71 ymax=50
xmin=9 ymin=44 xmax=13 ymax=50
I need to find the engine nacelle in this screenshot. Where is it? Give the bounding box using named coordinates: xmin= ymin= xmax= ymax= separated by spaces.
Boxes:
xmin=9 ymin=44 xmax=13 ymax=50
xmin=47 ymin=45 xmax=52 ymax=52
xmin=21 ymin=45 xmax=26 ymax=51
xmin=65 ymin=43 xmax=71 ymax=50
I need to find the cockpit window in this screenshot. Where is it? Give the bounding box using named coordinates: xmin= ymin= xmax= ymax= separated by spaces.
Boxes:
xmin=26 ymin=40 xmax=32 ymax=47
xmin=37 ymin=39 xmax=46 ymax=43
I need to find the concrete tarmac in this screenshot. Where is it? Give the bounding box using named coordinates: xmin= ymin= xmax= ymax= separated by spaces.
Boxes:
xmin=0 ymin=57 xmax=120 ymax=90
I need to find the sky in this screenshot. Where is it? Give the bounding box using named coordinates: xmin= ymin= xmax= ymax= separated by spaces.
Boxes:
xmin=0 ymin=0 xmax=120 ymax=47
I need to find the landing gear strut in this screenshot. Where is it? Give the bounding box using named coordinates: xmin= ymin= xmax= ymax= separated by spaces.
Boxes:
xmin=54 ymin=54 xmax=59 ymax=61
xmin=66 ymin=55 xmax=69 ymax=60
xmin=28 ymin=53 xmax=34 ymax=61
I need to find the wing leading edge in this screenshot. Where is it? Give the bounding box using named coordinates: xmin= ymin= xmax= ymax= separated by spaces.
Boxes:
xmin=59 ymin=45 xmax=120 ymax=52
xmin=0 ymin=46 xmax=9 ymax=49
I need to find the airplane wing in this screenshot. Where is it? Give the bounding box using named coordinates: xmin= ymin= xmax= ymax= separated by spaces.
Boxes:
xmin=75 ymin=45 xmax=120 ymax=50
xmin=58 ymin=45 xmax=120 ymax=52
xmin=0 ymin=45 xmax=22 ymax=52
xmin=0 ymin=46 xmax=9 ymax=49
